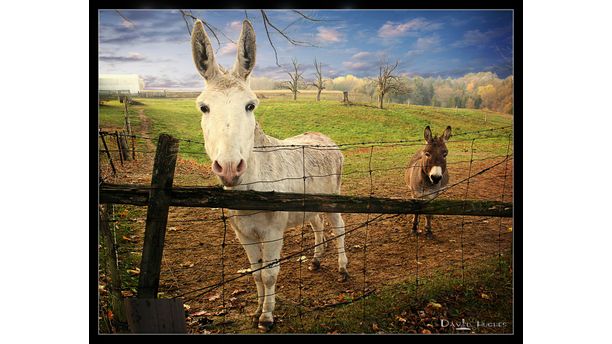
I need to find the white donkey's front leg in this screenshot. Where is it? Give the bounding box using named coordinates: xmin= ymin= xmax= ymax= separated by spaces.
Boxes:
xmin=258 ymin=230 xmax=284 ymax=332
xmin=234 ymin=230 xmax=264 ymax=328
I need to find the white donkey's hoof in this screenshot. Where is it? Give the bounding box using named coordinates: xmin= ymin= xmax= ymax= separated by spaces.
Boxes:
xmin=338 ymin=270 xmax=350 ymax=283
xmin=308 ymin=259 xmax=321 ymax=271
xmin=258 ymin=321 xmax=274 ymax=332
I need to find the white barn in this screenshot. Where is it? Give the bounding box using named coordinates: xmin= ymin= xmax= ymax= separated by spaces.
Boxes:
xmin=99 ymin=74 xmax=144 ymax=94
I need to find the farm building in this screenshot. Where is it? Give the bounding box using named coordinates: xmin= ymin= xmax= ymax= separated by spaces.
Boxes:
xmin=99 ymin=74 xmax=144 ymax=94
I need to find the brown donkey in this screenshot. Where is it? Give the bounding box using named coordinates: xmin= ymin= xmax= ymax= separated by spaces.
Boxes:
xmin=405 ymin=125 xmax=452 ymax=239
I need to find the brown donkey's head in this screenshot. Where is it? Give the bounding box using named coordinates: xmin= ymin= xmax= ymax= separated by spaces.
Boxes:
xmin=421 ymin=126 xmax=452 ymax=184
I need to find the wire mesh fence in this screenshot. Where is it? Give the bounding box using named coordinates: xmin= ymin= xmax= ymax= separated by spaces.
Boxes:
xmin=98 ymin=126 xmax=514 ymax=334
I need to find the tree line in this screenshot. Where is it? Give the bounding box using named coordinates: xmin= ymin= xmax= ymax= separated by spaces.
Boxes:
xmin=249 ymin=59 xmax=513 ymax=114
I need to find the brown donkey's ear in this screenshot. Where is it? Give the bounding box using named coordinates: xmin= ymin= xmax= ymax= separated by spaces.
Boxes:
xmin=424 ymin=126 xmax=433 ymax=143
xmin=191 ymin=20 xmax=220 ymax=81
xmin=442 ymin=126 xmax=452 ymax=142
xmin=232 ymin=20 xmax=256 ymax=80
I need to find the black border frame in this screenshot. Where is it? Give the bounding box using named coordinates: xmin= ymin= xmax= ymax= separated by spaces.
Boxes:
xmin=91 ymin=1 xmax=522 ymax=340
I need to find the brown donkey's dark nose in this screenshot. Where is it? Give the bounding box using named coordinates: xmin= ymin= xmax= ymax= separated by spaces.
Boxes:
xmin=430 ymin=175 xmax=442 ymax=184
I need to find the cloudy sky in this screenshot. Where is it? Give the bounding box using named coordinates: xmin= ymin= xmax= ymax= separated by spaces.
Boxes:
xmin=99 ymin=9 xmax=513 ymax=90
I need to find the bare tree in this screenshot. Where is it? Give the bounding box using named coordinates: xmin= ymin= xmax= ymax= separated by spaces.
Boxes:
xmin=114 ymin=10 xmax=332 ymax=68
xmin=284 ymin=58 xmax=304 ymax=101
xmin=376 ymin=59 xmax=401 ymax=109
xmin=311 ymin=58 xmax=326 ymax=101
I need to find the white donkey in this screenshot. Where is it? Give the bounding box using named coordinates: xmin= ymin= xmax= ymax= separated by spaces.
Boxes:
xmin=191 ymin=20 xmax=349 ymax=331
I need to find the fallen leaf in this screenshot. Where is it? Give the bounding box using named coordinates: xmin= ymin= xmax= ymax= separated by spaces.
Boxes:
xmin=297 ymin=256 xmax=308 ymax=263
xmin=191 ymin=310 xmax=212 ymax=317
xmin=180 ymin=261 xmax=195 ymax=268
xmin=449 ymin=239 xmax=456 ymax=243
xmin=119 ymin=209 xmax=129 ymax=218
xmin=421 ymin=329 xmax=431 ymax=334
xmin=237 ymin=268 xmax=252 ymax=274
xmin=481 ymin=293 xmax=490 ymax=300
xmin=107 ymin=310 xmax=114 ymax=320
xmin=396 ymin=315 xmax=407 ymax=323
xmin=121 ymin=235 xmax=133 ymax=242
xmin=121 ymin=290 xmax=134 ymax=297
xmin=168 ymin=227 xmax=177 ymax=231
xmin=209 ymin=294 xmax=220 ymax=302
xmin=372 ymin=323 xmax=379 ymax=331
xmin=508 ymin=226 xmax=512 ymax=232
xmin=426 ymin=302 xmax=443 ymax=311
xmin=231 ymin=289 xmax=247 ymax=296
xmin=127 ymin=268 xmax=140 ymax=275
xmin=183 ymin=304 xmax=191 ymax=311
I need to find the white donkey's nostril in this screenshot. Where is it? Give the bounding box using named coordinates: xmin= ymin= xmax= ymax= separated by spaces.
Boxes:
xmin=212 ymin=160 xmax=224 ymax=176
xmin=235 ymin=159 xmax=247 ymax=176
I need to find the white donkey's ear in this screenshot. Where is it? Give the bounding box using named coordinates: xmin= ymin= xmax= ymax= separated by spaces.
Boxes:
xmin=232 ymin=20 xmax=256 ymax=80
xmin=192 ymin=20 xmax=220 ymax=80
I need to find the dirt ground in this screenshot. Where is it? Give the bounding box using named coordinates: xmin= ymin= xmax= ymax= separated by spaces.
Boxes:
xmin=99 ymin=116 xmax=514 ymax=334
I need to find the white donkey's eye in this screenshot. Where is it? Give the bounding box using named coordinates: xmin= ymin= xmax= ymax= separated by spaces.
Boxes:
xmin=200 ymin=104 xmax=210 ymax=113
xmin=245 ymin=103 xmax=255 ymax=112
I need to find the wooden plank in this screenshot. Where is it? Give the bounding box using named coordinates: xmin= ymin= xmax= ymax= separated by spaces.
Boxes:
xmin=124 ymin=298 xmax=187 ymax=333
xmin=99 ymin=183 xmax=513 ymax=217
xmin=137 ymin=134 xmax=179 ymax=299
xmin=99 ymin=132 xmax=116 ymax=175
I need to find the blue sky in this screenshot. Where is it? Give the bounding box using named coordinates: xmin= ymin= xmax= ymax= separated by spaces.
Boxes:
xmin=99 ymin=9 xmax=513 ymax=89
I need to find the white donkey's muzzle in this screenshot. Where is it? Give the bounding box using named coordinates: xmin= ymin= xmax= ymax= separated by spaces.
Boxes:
xmin=212 ymin=159 xmax=247 ymax=186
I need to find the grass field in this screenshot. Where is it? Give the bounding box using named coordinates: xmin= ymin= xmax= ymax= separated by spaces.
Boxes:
xmin=99 ymin=97 xmax=513 ymax=182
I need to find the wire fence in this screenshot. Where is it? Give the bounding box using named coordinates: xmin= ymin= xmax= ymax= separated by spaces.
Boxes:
xmin=98 ymin=125 xmax=514 ymax=334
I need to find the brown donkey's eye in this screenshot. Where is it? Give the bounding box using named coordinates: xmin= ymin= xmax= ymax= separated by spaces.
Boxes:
xmin=200 ymin=105 xmax=210 ymax=113
xmin=424 ymin=152 xmax=431 ymax=157
xmin=443 ymin=151 xmax=448 ymax=157
xmin=245 ymin=103 xmax=255 ymax=112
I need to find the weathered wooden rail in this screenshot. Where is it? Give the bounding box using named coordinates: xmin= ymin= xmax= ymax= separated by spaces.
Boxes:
xmin=100 ymin=184 xmax=512 ymax=217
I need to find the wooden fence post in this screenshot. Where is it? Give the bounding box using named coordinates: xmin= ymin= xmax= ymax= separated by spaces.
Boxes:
xmin=99 ymin=204 xmax=127 ymax=324
xmin=137 ymin=134 xmax=179 ymax=298
xmin=123 ymin=98 xmax=136 ymax=160
xmin=124 ymin=134 xmax=184 ymax=333
xmin=116 ymin=131 xmax=130 ymax=162
xmin=99 ymin=131 xmax=116 ymax=175
xmin=115 ymin=131 xmax=124 ymax=166
xmin=342 ymin=91 xmax=349 ymax=103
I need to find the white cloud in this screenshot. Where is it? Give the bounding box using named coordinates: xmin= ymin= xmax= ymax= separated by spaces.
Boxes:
xmin=317 ymin=27 xmax=344 ymax=42
xmin=127 ymin=52 xmax=145 ymax=60
xmin=228 ymin=21 xmax=242 ymax=32
xmin=377 ymin=18 xmax=443 ymax=38
xmin=351 ymin=51 xmax=372 ymax=60
xmin=219 ymin=42 xmax=237 ymax=56
xmin=415 ymin=35 xmax=441 ymax=50
xmin=121 ymin=19 xmax=135 ymax=29
xmin=342 ymin=61 xmax=369 ymax=71
xmin=452 ymin=27 xmax=510 ymax=48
